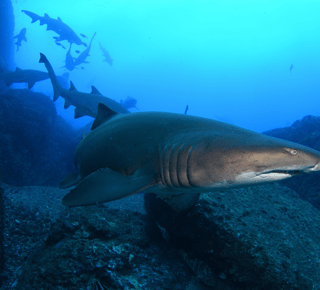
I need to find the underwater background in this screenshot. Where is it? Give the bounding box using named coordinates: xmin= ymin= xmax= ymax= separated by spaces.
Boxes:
xmin=8 ymin=0 xmax=320 ymax=132
xmin=1 ymin=1 xmax=320 ymax=290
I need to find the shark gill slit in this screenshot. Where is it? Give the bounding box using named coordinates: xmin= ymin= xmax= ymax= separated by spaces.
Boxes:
xmin=169 ymin=143 xmax=183 ymax=187
xmin=177 ymin=145 xmax=193 ymax=188
xmin=160 ymin=143 xmax=194 ymax=188
xmin=162 ymin=144 xmax=174 ymax=187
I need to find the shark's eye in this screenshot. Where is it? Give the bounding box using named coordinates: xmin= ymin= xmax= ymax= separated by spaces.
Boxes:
xmin=290 ymin=149 xmax=298 ymax=155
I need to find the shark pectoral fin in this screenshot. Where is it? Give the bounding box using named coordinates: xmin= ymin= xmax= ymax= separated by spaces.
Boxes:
xmin=155 ymin=192 xmax=201 ymax=214
xmin=59 ymin=172 xmax=81 ymax=188
xmin=62 ymin=168 xmax=155 ymax=207
xmin=28 ymin=81 xmax=36 ymax=89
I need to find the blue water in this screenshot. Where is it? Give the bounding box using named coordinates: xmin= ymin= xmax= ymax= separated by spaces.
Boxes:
xmin=12 ymin=0 xmax=320 ymax=132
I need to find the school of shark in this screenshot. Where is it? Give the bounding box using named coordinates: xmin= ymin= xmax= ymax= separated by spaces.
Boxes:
xmin=3 ymin=9 xmax=320 ymax=214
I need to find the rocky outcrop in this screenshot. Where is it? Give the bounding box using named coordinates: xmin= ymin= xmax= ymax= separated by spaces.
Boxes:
xmin=0 ymin=89 xmax=78 ymax=186
xmin=0 ymin=0 xmax=14 ymax=70
xmin=145 ymin=183 xmax=320 ymax=290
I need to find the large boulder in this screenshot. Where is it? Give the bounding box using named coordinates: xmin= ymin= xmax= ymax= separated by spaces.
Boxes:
xmin=145 ymin=183 xmax=320 ymax=290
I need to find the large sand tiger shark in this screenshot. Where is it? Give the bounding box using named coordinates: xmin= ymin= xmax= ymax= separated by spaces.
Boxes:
xmin=60 ymin=103 xmax=320 ymax=213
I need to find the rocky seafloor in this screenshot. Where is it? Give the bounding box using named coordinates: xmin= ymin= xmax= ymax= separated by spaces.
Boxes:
xmin=1 ymin=181 xmax=320 ymax=290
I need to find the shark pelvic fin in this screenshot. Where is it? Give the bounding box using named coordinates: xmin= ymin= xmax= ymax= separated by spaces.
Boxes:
xmin=62 ymin=167 xmax=155 ymax=207
xmin=91 ymin=103 xmax=118 ymax=130
xmin=28 ymin=81 xmax=36 ymax=89
xmin=155 ymin=192 xmax=201 ymax=213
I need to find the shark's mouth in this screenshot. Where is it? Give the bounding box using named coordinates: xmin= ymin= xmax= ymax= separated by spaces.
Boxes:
xmin=259 ymin=169 xmax=301 ymax=177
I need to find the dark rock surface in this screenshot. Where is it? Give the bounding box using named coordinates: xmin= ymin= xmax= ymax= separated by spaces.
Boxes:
xmin=0 ymin=89 xmax=78 ymax=186
xmin=145 ymin=183 xmax=320 ymax=290
xmin=1 ymin=184 xmax=199 ymax=290
xmin=0 ymin=0 xmax=14 ymax=70
xmin=264 ymin=115 xmax=320 ymax=209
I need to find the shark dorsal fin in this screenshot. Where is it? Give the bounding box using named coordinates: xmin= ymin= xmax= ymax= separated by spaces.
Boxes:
xmin=44 ymin=13 xmax=50 ymax=18
xmin=69 ymin=81 xmax=77 ymax=91
xmin=15 ymin=67 xmax=22 ymax=71
xmin=91 ymin=103 xmax=118 ymax=130
xmin=90 ymin=85 xmax=102 ymax=95
xmin=57 ymin=17 xmax=63 ymax=22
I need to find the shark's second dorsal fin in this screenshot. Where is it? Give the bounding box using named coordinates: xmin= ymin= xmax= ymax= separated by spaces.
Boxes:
xmin=91 ymin=103 xmax=118 ymax=130
xmin=91 ymin=85 xmax=102 ymax=95
xmin=69 ymin=81 xmax=77 ymax=91
xmin=15 ymin=67 xmax=22 ymax=71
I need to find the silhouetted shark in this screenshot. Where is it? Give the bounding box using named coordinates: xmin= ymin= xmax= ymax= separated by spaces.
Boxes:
xmin=99 ymin=42 xmax=113 ymax=66
xmin=21 ymin=10 xmax=87 ymax=47
xmin=0 ymin=67 xmax=49 ymax=89
xmin=39 ymin=53 xmax=129 ymax=118
xmin=120 ymin=96 xmax=139 ymax=110
xmin=74 ymin=32 xmax=96 ymax=68
xmin=14 ymin=28 xmax=27 ymax=52
xmin=62 ymin=43 xmax=75 ymax=71
xmin=0 ymin=67 xmax=70 ymax=89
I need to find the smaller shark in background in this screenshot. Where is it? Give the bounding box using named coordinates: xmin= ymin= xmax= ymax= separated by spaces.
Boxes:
xmin=99 ymin=42 xmax=113 ymax=66
xmin=0 ymin=67 xmax=49 ymax=89
xmin=74 ymin=32 xmax=96 ymax=68
xmin=39 ymin=53 xmax=129 ymax=118
xmin=14 ymin=28 xmax=27 ymax=51
xmin=21 ymin=10 xmax=87 ymax=47
xmin=120 ymin=96 xmax=139 ymax=110
xmin=290 ymin=64 xmax=293 ymax=73
xmin=0 ymin=67 xmax=70 ymax=89
xmin=62 ymin=43 xmax=75 ymax=71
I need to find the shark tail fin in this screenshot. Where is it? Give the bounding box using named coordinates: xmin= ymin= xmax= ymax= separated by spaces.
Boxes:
xmin=21 ymin=10 xmax=41 ymax=24
xmin=39 ymin=53 xmax=63 ymax=101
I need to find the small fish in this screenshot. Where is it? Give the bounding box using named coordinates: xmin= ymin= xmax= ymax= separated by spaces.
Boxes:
xmin=61 ymin=45 xmax=66 ymax=49
xmin=80 ymin=33 xmax=87 ymax=38
xmin=75 ymin=50 xmax=80 ymax=53
xmin=81 ymin=67 xmax=85 ymax=69
xmin=184 ymin=105 xmax=188 ymax=115
xmin=55 ymin=42 xmax=62 ymax=46
xmin=290 ymin=64 xmax=293 ymax=73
